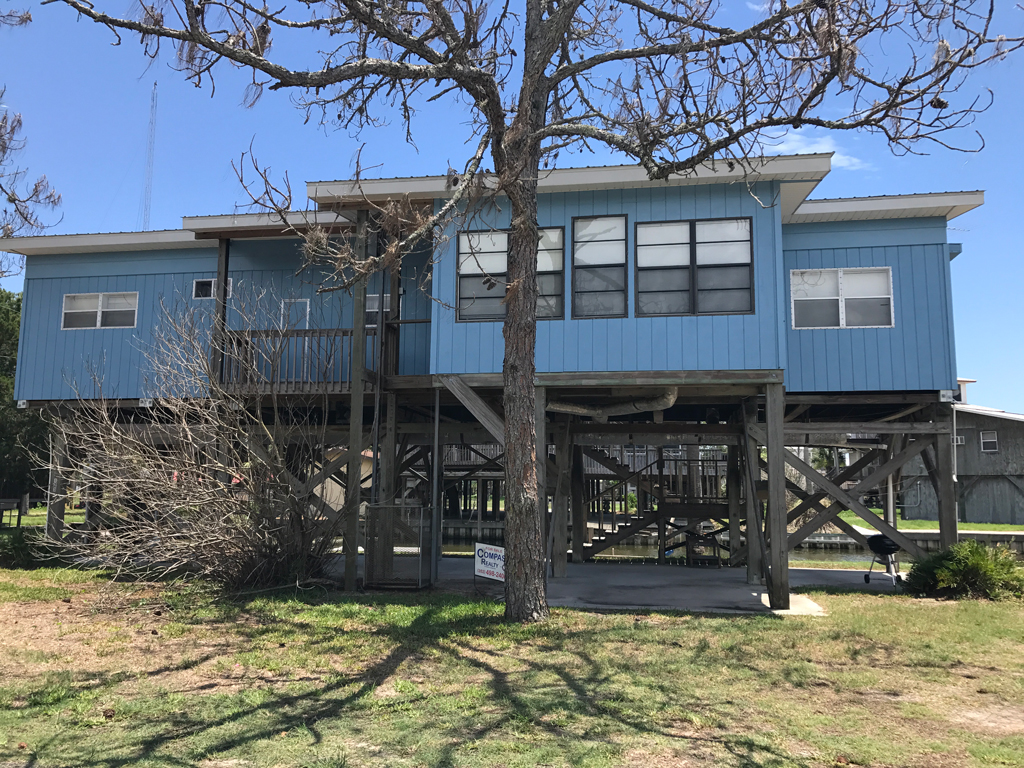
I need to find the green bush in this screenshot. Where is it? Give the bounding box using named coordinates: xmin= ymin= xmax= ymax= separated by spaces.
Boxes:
xmin=905 ymin=540 xmax=1024 ymax=600
xmin=626 ymin=492 xmax=638 ymax=512
xmin=0 ymin=528 xmax=42 ymax=569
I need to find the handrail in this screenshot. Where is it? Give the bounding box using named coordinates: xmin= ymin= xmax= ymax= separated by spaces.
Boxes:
xmin=221 ymin=326 xmax=382 ymax=394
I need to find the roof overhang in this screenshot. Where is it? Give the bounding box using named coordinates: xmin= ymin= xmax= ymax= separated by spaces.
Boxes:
xmin=1 ymin=229 xmax=218 ymax=257
xmin=307 ymin=153 xmax=833 ymax=206
xmin=787 ymin=190 xmax=984 ymax=224
xmin=182 ymin=209 xmax=357 ymax=239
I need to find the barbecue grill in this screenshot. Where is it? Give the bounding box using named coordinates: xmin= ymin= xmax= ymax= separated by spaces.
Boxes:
xmin=864 ymin=534 xmax=902 ymax=586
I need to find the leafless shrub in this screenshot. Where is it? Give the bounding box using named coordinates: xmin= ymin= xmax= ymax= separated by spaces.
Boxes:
xmin=41 ymin=287 xmax=358 ymax=587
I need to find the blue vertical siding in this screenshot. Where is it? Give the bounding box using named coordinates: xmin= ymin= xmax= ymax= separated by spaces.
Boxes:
xmin=430 ymin=181 xmax=786 ymax=375
xmin=782 ymin=218 xmax=956 ymax=392
xmin=15 ymin=239 xmax=434 ymax=401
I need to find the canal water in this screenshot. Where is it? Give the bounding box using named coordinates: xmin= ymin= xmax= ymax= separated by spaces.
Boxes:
xmin=444 ymin=542 xmax=872 ymax=564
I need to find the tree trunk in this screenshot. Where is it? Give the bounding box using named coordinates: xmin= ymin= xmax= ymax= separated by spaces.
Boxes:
xmin=501 ymin=173 xmax=548 ymax=622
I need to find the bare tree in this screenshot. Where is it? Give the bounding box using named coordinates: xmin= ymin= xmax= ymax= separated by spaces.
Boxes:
xmin=42 ymin=0 xmax=1021 ymax=620
xmin=1 ymin=7 xmax=61 ymax=276
xmin=43 ymin=288 xmax=361 ymax=587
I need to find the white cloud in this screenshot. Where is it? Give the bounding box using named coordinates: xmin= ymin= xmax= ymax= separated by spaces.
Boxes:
xmin=765 ymin=130 xmax=872 ymax=171
xmin=746 ymin=1 xmax=770 ymax=11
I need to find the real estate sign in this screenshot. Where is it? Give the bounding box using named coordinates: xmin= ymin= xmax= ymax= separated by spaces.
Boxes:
xmin=474 ymin=543 xmax=505 ymax=582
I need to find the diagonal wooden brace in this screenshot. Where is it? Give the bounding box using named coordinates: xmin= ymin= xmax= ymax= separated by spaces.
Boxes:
xmin=786 ymin=436 xmax=934 ymax=551
xmin=439 ymin=374 xmax=505 ymax=446
xmin=779 ymin=440 xmax=931 ymax=560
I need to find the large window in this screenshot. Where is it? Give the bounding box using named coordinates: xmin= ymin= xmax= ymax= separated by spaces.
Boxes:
xmin=791 ymin=268 xmax=893 ymax=329
xmin=62 ymin=292 xmax=138 ymax=330
xmin=457 ymin=228 xmax=564 ymax=321
xmin=636 ymin=218 xmax=753 ymax=316
xmin=573 ymin=216 xmax=627 ymax=318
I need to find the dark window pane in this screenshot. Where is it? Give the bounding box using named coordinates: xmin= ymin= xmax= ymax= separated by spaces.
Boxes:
xmin=793 ymin=298 xmax=840 ymax=328
xmin=574 ymin=266 xmax=625 ymax=293
xmin=63 ymin=311 xmax=97 ymax=329
xmin=537 ymin=273 xmax=563 ymax=296
xmin=100 ymin=310 xmax=136 ymax=328
xmin=638 ymin=268 xmax=688 ymax=293
xmin=458 ymin=297 xmax=506 ymax=320
xmin=194 ymin=280 xmax=214 ymax=299
xmin=459 ymin=275 xmax=506 ymax=299
xmin=638 ymin=291 xmax=689 ymax=315
xmin=697 ymin=289 xmax=751 ymax=314
xmin=697 ymin=265 xmax=751 ymax=290
xmin=574 ymin=292 xmax=626 ymax=317
xmin=537 ymin=295 xmax=563 ymax=318
xmin=844 ymin=298 xmax=891 ymax=327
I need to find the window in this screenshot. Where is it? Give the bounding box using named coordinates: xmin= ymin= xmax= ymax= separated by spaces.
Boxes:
xmin=791 ymin=268 xmax=893 ymax=329
xmin=636 ymin=218 xmax=753 ymax=316
xmin=193 ymin=278 xmax=232 ymax=300
xmin=62 ymin=292 xmax=138 ymax=330
xmin=457 ymin=228 xmax=564 ymax=321
xmin=365 ymin=293 xmax=393 ymax=328
xmin=573 ymin=216 xmax=627 ymax=318
xmin=980 ymin=431 xmax=999 ymax=452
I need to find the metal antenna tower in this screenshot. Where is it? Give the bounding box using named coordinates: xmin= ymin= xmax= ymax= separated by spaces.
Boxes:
xmin=139 ymin=81 xmax=158 ymax=231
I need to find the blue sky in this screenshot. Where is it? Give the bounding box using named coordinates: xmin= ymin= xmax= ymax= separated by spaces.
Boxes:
xmin=1 ymin=3 xmax=1022 ymax=411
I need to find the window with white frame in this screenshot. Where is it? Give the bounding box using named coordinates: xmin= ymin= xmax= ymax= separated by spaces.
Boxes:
xmin=365 ymin=293 xmax=393 ymax=328
xmin=192 ymin=278 xmax=232 ymax=300
xmin=791 ymin=267 xmax=893 ymax=329
xmin=636 ymin=218 xmax=753 ymax=316
xmin=457 ymin=228 xmax=564 ymax=320
xmin=573 ymin=216 xmax=627 ymax=318
xmin=62 ymin=292 xmax=138 ymax=330
xmin=980 ymin=430 xmax=999 ymax=452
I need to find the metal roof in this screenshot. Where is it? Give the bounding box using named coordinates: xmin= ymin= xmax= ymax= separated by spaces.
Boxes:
xmin=955 ymin=403 xmax=1024 ymax=424
xmin=307 ymin=153 xmax=833 ymax=205
xmin=1 ymin=229 xmax=218 ymax=257
xmin=787 ymin=190 xmax=984 ymax=224
xmin=182 ymin=209 xmax=357 ymax=237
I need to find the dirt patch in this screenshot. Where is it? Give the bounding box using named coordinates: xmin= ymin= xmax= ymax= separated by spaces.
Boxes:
xmin=951 ymin=705 xmax=1024 ymax=735
xmin=0 ymin=586 xmax=245 ymax=697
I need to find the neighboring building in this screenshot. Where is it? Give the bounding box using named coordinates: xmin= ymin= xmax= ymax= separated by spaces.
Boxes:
xmin=903 ymin=394 xmax=1024 ymax=526
xmin=3 ymin=153 xmax=980 ymax=608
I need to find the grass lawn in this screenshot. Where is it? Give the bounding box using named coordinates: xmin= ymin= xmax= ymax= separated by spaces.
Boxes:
xmin=836 ymin=510 xmax=1024 ymax=533
xmin=0 ymin=568 xmax=1022 ymax=768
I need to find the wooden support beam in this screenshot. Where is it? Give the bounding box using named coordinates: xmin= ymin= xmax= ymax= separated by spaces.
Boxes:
xmin=783 ymin=421 xmax=950 ymax=435
xmin=766 ymin=434 xmax=929 ymax=561
xmin=935 ymin=405 xmax=958 ymax=549
xmin=439 ymin=375 xmax=505 ymax=446
xmin=727 ymin=444 xmax=741 ymax=562
xmin=570 ymin=443 xmax=586 ymax=563
xmin=741 ymin=400 xmax=765 ymax=587
xmin=551 ymin=429 xmax=570 ymax=578
xmin=784 ymin=403 xmax=811 ymax=423
xmin=765 ymin=383 xmax=789 ymax=609
xmin=879 ymin=403 xmax=927 ymax=422
xmin=345 ymin=210 xmax=369 ymax=592
xmin=46 ymin=433 xmax=68 ymax=541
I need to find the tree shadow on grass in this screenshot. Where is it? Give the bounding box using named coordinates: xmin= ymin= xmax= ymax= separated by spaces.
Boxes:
xmin=6 ymin=589 xmax=810 ymax=768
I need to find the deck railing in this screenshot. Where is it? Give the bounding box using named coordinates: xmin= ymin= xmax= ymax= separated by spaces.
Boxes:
xmin=222 ymin=328 xmax=379 ymax=394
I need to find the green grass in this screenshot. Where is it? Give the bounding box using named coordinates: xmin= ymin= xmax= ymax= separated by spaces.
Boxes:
xmin=0 ymin=568 xmax=1022 ymax=767
xmin=837 ymin=509 xmax=1024 ymax=532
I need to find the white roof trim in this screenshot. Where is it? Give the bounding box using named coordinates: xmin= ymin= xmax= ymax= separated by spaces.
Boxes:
xmin=307 ymin=154 xmax=833 ymax=204
xmin=183 ymin=209 xmax=356 ymax=235
xmin=788 ymin=191 xmax=984 ymax=224
xmin=2 ymin=229 xmax=218 ymax=257
xmin=955 ymin=403 xmax=1024 ymax=424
